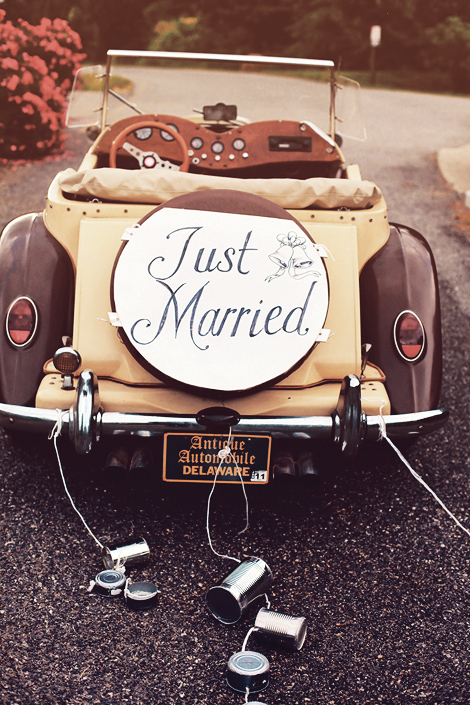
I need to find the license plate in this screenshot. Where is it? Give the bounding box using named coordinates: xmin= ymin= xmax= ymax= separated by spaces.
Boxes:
xmin=163 ymin=433 xmax=271 ymax=484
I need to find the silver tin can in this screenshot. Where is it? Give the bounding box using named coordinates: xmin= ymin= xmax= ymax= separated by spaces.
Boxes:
xmin=91 ymin=569 xmax=126 ymax=597
xmin=226 ymin=651 xmax=270 ymax=693
xmin=205 ymin=557 xmax=273 ymax=624
xmin=124 ymin=580 xmax=159 ymax=610
xmin=254 ymin=607 xmax=307 ymax=651
xmin=102 ymin=537 xmax=150 ymax=570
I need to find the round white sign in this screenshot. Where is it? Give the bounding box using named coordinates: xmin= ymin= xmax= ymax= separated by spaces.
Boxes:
xmin=113 ymin=207 xmax=329 ymax=392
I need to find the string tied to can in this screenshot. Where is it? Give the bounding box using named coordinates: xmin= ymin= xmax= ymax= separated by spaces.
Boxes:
xmin=206 ymin=427 xmax=250 ymax=564
xmin=368 ymin=399 xmax=470 ymax=541
xmin=49 ymin=408 xmax=104 ymax=550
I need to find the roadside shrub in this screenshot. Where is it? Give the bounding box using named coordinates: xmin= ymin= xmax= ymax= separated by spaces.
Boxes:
xmin=0 ymin=10 xmax=86 ymax=159
xmin=424 ymin=16 xmax=470 ymax=93
xmin=148 ymin=16 xmax=200 ymax=53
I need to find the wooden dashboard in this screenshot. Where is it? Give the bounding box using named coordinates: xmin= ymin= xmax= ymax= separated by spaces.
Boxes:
xmin=93 ymin=114 xmax=343 ymax=172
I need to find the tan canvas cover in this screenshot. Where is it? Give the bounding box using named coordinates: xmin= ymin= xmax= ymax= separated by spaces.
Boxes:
xmin=59 ymin=167 xmax=382 ymax=210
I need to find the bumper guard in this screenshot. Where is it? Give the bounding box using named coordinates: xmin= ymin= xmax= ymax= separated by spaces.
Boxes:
xmin=0 ymin=372 xmax=449 ymax=456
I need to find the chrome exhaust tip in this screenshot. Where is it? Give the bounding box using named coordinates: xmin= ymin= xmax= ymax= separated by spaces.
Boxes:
xmin=271 ymin=450 xmax=296 ymax=480
xmin=104 ymin=446 xmax=130 ymax=472
xmin=129 ymin=447 xmax=154 ymax=472
xmin=297 ymin=450 xmax=320 ymax=480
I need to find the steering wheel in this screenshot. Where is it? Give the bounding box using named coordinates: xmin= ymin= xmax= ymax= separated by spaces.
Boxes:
xmin=109 ymin=120 xmax=190 ymax=171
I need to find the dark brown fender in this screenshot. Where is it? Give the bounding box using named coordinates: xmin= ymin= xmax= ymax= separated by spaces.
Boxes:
xmin=359 ymin=223 xmax=442 ymax=414
xmin=0 ymin=213 xmax=74 ymax=406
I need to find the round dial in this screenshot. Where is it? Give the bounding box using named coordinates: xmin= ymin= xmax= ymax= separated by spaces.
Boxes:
xmin=232 ymin=138 xmax=245 ymax=151
xmin=134 ymin=127 xmax=152 ymax=140
xmin=190 ymin=136 xmax=204 ymax=150
xmin=160 ymin=123 xmax=179 ymax=141
xmin=211 ymin=141 xmax=224 ymax=154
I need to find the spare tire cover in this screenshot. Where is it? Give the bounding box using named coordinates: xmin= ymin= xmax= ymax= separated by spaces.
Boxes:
xmin=112 ymin=189 xmax=329 ymax=393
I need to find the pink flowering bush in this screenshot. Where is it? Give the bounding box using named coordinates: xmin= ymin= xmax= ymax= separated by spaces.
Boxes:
xmin=0 ymin=10 xmax=86 ymax=159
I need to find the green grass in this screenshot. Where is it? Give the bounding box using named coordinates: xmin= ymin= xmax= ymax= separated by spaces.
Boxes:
xmin=341 ymin=69 xmax=454 ymax=94
xmin=252 ymin=66 xmax=458 ymax=95
xmin=79 ymin=73 xmax=133 ymax=93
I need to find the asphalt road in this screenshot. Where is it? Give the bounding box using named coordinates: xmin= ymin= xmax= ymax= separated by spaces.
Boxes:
xmin=1 ymin=83 xmax=470 ymax=705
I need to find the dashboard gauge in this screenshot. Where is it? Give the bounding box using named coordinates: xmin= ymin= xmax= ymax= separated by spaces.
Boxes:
xmin=232 ymin=138 xmax=245 ymax=151
xmin=134 ymin=127 xmax=153 ymax=140
xmin=160 ymin=123 xmax=179 ymax=141
xmin=190 ymin=137 xmax=204 ymax=150
xmin=211 ymin=141 xmax=224 ymax=154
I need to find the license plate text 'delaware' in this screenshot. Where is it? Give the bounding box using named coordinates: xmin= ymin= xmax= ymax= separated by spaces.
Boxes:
xmin=163 ymin=433 xmax=271 ymax=484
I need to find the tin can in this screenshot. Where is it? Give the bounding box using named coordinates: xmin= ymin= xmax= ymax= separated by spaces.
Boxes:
xmin=253 ymin=607 xmax=307 ymax=651
xmin=102 ymin=537 xmax=150 ymax=570
xmin=90 ymin=569 xmax=126 ymax=597
xmin=205 ymin=557 xmax=273 ymax=624
xmin=124 ymin=580 xmax=158 ymax=610
xmin=226 ymin=651 xmax=270 ymax=693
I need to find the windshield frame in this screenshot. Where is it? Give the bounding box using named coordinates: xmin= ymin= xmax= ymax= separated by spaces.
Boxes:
xmin=102 ymin=50 xmax=336 ymax=136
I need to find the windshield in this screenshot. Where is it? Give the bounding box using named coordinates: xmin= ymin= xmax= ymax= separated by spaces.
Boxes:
xmin=66 ymin=51 xmax=364 ymax=141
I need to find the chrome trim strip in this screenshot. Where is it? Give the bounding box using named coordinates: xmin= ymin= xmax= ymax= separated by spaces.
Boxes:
xmin=393 ymin=309 xmax=426 ymax=362
xmin=364 ymin=408 xmax=449 ymax=440
xmin=107 ymin=50 xmax=334 ymax=69
xmin=99 ymin=412 xmax=334 ymax=440
xmin=0 ymin=405 xmax=69 ymax=433
xmin=5 ymin=296 xmax=39 ymax=349
xmin=300 ymin=120 xmax=337 ymax=148
xmin=0 ymin=403 xmax=449 ymax=442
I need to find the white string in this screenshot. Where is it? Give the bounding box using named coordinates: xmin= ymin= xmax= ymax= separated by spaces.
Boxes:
xmin=49 ymin=410 xmax=104 ymax=550
xmin=242 ymin=626 xmax=256 ymax=652
xmin=206 ymin=427 xmax=250 ymax=563
xmin=384 ymin=433 xmax=470 ymax=539
xmin=375 ymin=403 xmax=470 ymax=540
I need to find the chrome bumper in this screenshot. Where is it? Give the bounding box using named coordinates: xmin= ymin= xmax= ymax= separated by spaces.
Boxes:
xmin=0 ymin=371 xmax=449 ymax=456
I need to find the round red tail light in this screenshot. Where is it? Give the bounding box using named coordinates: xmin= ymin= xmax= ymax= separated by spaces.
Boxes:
xmin=394 ymin=310 xmax=425 ymax=361
xmin=6 ymin=296 xmax=38 ymax=347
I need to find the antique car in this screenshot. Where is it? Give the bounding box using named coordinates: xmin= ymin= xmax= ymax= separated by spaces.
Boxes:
xmin=0 ymin=50 xmax=448 ymax=483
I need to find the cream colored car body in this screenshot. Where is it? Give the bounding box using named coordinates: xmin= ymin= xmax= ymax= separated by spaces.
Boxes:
xmin=39 ymin=156 xmax=390 ymax=420
xmin=0 ymin=51 xmax=447 ymax=465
